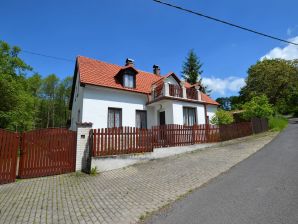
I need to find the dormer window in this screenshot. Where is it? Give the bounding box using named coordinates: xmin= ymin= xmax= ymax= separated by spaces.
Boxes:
xmin=123 ymin=70 xmax=135 ymax=88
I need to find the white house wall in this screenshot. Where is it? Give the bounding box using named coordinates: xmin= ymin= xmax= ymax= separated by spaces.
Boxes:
xmin=172 ymin=101 xmax=206 ymax=125
xmin=82 ymin=86 xmax=148 ymax=129
xmin=70 ymin=71 xmax=84 ymax=130
xmin=207 ymin=105 xmax=218 ymax=120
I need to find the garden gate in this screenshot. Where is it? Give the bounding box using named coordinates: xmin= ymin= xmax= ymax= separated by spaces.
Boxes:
xmin=0 ymin=129 xmax=19 ymax=184
xmin=19 ymin=128 xmax=76 ymax=178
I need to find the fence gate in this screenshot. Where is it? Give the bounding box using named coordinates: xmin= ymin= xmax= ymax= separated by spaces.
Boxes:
xmin=19 ymin=128 xmax=76 ymax=179
xmin=0 ymin=129 xmax=19 ymax=184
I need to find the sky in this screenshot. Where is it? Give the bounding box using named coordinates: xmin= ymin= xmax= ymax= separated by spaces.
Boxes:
xmin=1 ymin=0 xmax=298 ymax=99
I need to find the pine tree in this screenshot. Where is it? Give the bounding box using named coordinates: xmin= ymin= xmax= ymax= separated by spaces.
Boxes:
xmin=181 ymin=49 xmax=211 ymax=95
xmin=182 ymin=49 xmax=203 ymax=85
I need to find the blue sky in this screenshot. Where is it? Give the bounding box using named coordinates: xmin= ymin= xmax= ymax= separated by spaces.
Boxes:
xmin=1 ymin=0 xmax=298 ymax=99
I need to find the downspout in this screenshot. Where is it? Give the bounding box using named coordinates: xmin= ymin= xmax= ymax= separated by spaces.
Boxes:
xmin=204 ymin=104 xmax=208 ymax=124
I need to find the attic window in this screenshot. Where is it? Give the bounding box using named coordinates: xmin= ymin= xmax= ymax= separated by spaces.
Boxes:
xmin=123 ymin=70 xmax=135 ymax=88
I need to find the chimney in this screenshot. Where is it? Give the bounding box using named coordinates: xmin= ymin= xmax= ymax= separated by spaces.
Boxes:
xmin=125 ymin=58 xmax=134 ymax=67
xmin=153 ymin=64 xmax=160 ymax=76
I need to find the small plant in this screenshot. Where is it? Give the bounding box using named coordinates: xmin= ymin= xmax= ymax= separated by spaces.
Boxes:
xmin=90 ymin=166 xmax=98 ymax=175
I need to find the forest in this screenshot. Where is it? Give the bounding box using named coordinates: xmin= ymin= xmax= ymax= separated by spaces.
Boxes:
xmin=0 ymin=41 xmax=72 ymax=131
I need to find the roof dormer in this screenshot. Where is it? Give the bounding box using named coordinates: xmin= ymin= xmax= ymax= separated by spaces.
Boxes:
xmin=115 ymin=65 xmax=138 ymax=89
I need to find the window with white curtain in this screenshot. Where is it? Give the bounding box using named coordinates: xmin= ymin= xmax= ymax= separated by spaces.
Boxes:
xmin=123 ymin=71 xmax=134 ymax=88
xmin=136 ymin=110 xmax=147 ymax=129
xmin=183 ymin=107 xmax=196 ymax=126
xmin=108 ymin=108 xmax=122 ymax=128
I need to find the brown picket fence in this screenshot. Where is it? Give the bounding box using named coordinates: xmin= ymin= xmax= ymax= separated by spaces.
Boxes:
xmin=92 ymin=124 xmax=221 ymax=157
xmin=151 ymin=124 xmax=220 ymax=148
xmin=92 ymin=127 xmax=153 ymax=157
xmin=0 ymin=129 xmax=19 ymax=184
xmin=19 ymin=128 xmax=76 ymax=179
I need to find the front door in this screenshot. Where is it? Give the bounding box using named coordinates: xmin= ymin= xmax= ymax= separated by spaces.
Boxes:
xmin=159 ymin=111 xmax=165 ymax=125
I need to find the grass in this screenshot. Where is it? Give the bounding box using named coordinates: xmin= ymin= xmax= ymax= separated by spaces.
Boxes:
xmin=269 ymin=116 xmax=288 ymax=131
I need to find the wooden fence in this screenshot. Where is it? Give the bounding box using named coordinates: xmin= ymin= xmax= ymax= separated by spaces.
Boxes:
xmin=251 ymin=117 xmax=269 ymax=134
xmin=0 ymin=129 xmax=19 ymax=184
xmin=92 ymin=125 xmax=217 ymax=157
xmin=92 ymin=127 xmax=153 ymax=157
xmin=19 ymin=128 xmax=76 ymax=179
xmin=219 ymin=122 xmax=253 ymax=141
xmin=151 ymin=124 xmax=220 ymax=148
xmin=92 ymin=122 xmax=256 ymax=157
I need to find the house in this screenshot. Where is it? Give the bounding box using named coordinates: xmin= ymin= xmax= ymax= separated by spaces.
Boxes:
xmin=69 ymin=56 xmax=219 ymax=130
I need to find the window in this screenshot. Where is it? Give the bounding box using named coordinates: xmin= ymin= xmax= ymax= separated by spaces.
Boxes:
xmin=108 ymin=108 xmax=122 ymax=128
xmin=123 ymin=71 xmax=135 ymax=88
xmin=136 ymin=110 xmax=147 ymax=129
xmin=183 ymin=107 xmax=196 ymax=126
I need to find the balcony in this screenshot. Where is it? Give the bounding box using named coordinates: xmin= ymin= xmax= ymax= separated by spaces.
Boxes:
xmin=151 ymin=82 xmax=202 ymax=102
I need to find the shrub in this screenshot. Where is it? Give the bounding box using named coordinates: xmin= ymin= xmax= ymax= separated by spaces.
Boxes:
xmin=269 ymin=116 xmax=288 ymax=131
xmin=210 ymin=109 xmax=234 ymax=125
xmin=242 ymin=95 xmax=274 ymax=120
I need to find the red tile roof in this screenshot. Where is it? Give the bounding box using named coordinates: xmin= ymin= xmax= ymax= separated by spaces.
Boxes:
xmin=76 ymin=56 xmax=219 ymax=105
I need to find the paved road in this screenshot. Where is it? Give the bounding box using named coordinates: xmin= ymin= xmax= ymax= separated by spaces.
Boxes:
xmin=147 ymin=118 xmax=298 ymax=224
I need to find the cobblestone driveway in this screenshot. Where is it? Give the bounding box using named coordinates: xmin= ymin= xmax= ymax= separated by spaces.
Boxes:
xmin=0 ymin=132 xmax=277 ymax=224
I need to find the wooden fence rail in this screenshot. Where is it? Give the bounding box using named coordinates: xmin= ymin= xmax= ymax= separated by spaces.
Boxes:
xmin=0 ymin=129 xmax=19 ymax=184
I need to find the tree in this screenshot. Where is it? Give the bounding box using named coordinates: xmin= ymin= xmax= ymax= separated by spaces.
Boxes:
xmin=181 ymin=49 xmax=211 ymax=95
xmin=182 ymin=49 xmax=203 ymax=84
xmin=242 ymin=95 xmax=274 ymax=120
xmin=210 ymin=109 xmax=234 ymax=125
xmin=0 ymin=41 xmax=35 ymax=131
xmin=0 ymin=40 xmax=72 ymax=131
xmin=216 ymin=96 xmax=242 ymax=111
xmin=41 ymin=74 xmax=59 ymax=128
xmin=240 ymin=59 xmax=298 ymax=114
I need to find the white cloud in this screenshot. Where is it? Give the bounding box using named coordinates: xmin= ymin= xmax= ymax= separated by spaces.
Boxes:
xmin=261 ymin=36 xmax=298 ymax=60
xmin=202 ymin=76 xmax=245 ymax=96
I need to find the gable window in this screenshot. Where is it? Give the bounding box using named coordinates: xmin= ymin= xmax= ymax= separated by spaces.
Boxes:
xmin=183 ymin=107 xmax=197 ymax=126
xmin=123 ymin=71 xmax=135 ymax=88
xmin=136 ymin=110 xmax=147 ymax=129
xmin=108 ymin=108 xmax=122 ymax=128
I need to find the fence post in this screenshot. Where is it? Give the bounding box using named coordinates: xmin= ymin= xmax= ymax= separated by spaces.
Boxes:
xmin=192 ymin=125 xmax=195 ymax=144
xmin=206 ymin=123 xmax=210 ymax=142
xmin=76 ymin=122 xmax=93 ymax=172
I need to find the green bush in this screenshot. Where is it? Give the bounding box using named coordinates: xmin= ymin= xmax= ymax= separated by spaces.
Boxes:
xmin=210 ymin=109 xmax=234 ymax=125
xmin=242 ymin=95 xmax=274 ymax=120
xmin=269 ymin=116 xmax=288 ymax=131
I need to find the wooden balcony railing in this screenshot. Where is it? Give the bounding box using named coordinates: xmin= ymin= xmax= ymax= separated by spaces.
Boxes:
xmin=153 ymin=83 xmax=164 ymax=99
xmin=152 ymin=83 xmax=199 ymax=101
xmin=186 ymin=88 xmax=198 ymax=100
xmin=169 ymin=84 xmax=183 ymax=98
